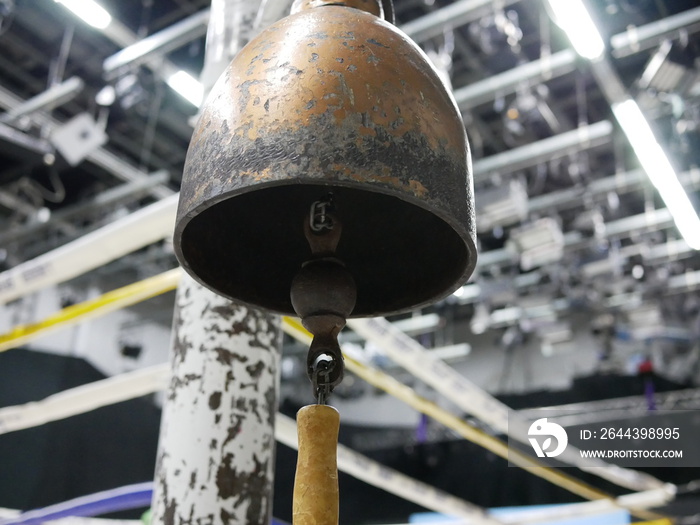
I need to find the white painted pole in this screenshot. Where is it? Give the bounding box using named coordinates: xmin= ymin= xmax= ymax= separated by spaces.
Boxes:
xmin=152 ymin=274 xmax=281 ymax=525
xmin=153 ymin=5 xmax=279 ymax=516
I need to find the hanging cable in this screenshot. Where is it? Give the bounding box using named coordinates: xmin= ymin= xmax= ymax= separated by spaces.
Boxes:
xmin=139 ymin=72 xmax=165 ymax=171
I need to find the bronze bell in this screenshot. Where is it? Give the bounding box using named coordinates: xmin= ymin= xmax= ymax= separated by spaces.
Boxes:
xmin=174 ymin=0 xmax=477 ymax=318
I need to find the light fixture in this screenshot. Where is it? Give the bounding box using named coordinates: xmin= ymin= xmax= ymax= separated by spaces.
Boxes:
xmin=475 ymin=179 xmax=529 ymax=232
xmin=167 ymin=70 xmax=204 ymax=107
xmin=506 ymin=218 xmax=565 ymax=270
xmin=95 ymin=85 xmax=116 ymax=107
xmin=612 ymin=99 xmax=700 ymax=250
xmin=639 ymin=40 xmax=694 ymax=93
xmin=54 ymin=0 xmax=111 ymax=30
xmin=545 ymin=0 xmax=604 ymax=60
xmin=626 ymin=304 xmax=664 ymax=340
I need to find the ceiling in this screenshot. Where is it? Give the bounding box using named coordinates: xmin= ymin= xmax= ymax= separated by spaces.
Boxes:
xmin=0 ymin=0 xmax=699 ymax=381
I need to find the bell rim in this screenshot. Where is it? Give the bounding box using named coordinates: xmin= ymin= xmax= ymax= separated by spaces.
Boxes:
xmin=174 ymin=177 xmax=477 ymax=317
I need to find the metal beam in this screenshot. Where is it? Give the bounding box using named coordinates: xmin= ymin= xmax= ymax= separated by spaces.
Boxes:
xmin=0 ymin=77 xmax=84 ymax=125
xmin=103 ymin=10 xmax=210 ymax=76
xmin=453 ymin=8 xmax=700 ymax=112
xmin=519 ymin=388 xmax=700 ymax=427
xmin=529 ymin=168 xmax=700 ymax=213
xmin=611 ymin=6 xmax=700 ymax=58
xmin=474 ymin=167 xmax=700 ymax=272
xmin=0 ymin=171 xmax=170 ymax=246
xmin=95 ymin=8 xmax=202 ymax=108
xmin=669 ymin=269 xmax=700 ymax=293
xmin=477 ymin=206 xmax=683 ymax=269
xmin=454 ymin=50 xmax=578 ymax=111
xmin=0 ymin=121 xmax=52 ymax=158
xmin=585 ymin=8 xmax=700 ymax=248
xmin=401 ymin=0 xmax=519 ymax=43
xmin=0 ymin=84 xmax=173 ymax=201
xmin=472 ymin=120 xmax=613 ymax=181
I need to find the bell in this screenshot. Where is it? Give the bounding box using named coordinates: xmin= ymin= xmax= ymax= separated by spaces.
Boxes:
xmin=174 ymin=0 xmax=477 ymax=318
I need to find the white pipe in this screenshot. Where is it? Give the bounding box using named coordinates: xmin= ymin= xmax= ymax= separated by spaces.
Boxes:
xmin=103 ymin=10 xmax=210 ymax=75
xmin=473 ymin=121 xmax=613 ymax=181
xmin=0 ymin=194 xmax=178 ymax=306
xmin=0 ymin=77 xmax=84 ymax=124
xmin=611 ymin=6 xmax=700 ymax=57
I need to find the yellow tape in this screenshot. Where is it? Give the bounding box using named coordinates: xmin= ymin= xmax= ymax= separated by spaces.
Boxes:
xmin=0 ymin=268 xmax=182 ymax=353
xmin=280 ymin=316 xmax=668 ymax=522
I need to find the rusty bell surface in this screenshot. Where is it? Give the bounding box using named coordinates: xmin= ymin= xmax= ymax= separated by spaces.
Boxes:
xmin=174 ymin=0 xmax=477 ymax=317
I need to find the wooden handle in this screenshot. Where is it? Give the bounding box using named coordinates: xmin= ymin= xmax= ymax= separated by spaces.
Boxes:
xmin=293 ymin=404 xmax=340 ymax=525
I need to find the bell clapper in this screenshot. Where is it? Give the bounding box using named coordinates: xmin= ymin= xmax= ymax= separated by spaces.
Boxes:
xmin=291 ymin=193 xmax=357 ymax=403
xmin=291 ymin=194 xmax=354 ymax=525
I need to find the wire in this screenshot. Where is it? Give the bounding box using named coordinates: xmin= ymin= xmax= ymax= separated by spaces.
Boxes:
xmin=18 ymin=166 xmax=67 ymax=205
xmin=139 ymin=73 xmax=165 ymax=171
xmin=0 ymin=482 xmax=152 ymax=525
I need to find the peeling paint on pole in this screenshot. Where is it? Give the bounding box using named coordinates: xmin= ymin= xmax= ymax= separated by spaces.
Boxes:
xmin=152 ymin=274 xmax=281 ymax=525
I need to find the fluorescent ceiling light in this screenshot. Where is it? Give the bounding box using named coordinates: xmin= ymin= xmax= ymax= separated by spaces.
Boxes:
xmin=612 ymin=99 xmax=700 ymax=250
xmin=167 ymin=70 xmax=204 ymax=106
xmin=546 ymin=0 xmax=604 ymax=60
xmin=55 ymin=0 xmax=112 ymax=30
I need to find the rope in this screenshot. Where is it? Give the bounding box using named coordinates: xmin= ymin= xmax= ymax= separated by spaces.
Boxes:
xmin=0 ymin=269 xmax=180 ymax=353
xmin=0 ymin=269 xmax=674 ymax=520
xmin=347 ymin=317 xmax=666 ymax=493
xmin=282 ymin=317 xmax=672 ymax=522
xmin=0 ymin=364 xmax=170 ymax=435
xmin=0 ymin=367 xmax=500 ymax=523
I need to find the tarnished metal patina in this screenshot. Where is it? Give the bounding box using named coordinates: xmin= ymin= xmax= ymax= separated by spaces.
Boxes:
xmin=174 ymin=0 xmax=477 ymax=317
